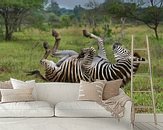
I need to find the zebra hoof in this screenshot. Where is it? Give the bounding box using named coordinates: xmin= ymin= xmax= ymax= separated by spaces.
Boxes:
xmin=52 ymin=29 xmax=59 ymax=38
xmin=83 ymin=30 xmax=92 ymax=38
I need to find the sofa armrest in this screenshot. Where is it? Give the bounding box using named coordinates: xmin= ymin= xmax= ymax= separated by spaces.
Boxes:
xmin=123 ymin=101 xmax=132 ymax=121
xmin=119 ymin=100 xmax=133 ymax=129
xmin=119 ymin=88 xmax=125 ymax=95
xmin=119 ymin=88 xmax=132 ymax=122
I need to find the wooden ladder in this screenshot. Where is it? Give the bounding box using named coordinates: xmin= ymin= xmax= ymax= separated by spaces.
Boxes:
xmin=131 ymin=35 xmax=157 ymax=125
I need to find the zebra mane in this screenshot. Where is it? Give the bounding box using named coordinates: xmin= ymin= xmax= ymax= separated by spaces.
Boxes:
xmin=134 ymin=52 xmax=145 ymax=61
xmin=133 ymin=52 xmax=140 ymax=58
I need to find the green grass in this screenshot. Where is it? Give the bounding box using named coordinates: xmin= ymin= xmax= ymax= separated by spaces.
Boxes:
xmin=0 ymin=25 xmax=163 ymax=113
xmin=0 ymin=41 xmax=43 ymax=81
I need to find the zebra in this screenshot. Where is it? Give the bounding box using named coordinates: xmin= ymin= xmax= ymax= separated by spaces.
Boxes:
xmin=82 ymin=31 xmax=145 ymax=85
xmin=28 ymin=45 xmax=96 ymax=82
xmin=27 ymin=30 xmax=144 ymax=85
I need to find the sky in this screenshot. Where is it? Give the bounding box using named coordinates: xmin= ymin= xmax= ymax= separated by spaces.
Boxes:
xmin=51 ymin=0 xmax=105 ymax=9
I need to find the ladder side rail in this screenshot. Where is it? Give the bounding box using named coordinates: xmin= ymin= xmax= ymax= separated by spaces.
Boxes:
xmin=146 ymin=35 xmax=157 ymax=124
xmin=131 ymin=35 xmax=134 ymax=101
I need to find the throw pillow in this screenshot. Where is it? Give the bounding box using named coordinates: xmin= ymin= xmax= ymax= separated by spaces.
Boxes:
xmin=103 ymin=79 xmax=123 ymax=100
xmin=0 ymin=80 xmax=13 ymax=101
xmin=0 ymin=80 xmax=13 ymax=89
xmin=1 ymin=88 xmax=34 ymax=103
xmin=10 ymin=78 xmax=35 ymax=89
xmin=10 ymin=78 xmax=37 ymax=100
xmin=78 ymin=80 xmax=105 ymax=102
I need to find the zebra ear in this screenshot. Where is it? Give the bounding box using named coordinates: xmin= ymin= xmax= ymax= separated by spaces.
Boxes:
xmin=112 ymin=42 xmax=122 ymax=49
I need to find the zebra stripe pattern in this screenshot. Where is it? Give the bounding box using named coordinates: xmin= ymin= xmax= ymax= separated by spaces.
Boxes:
xmin=30 ymin=31 xmax=144 ymax=86
xmin=40 ymin=47 xmax=96 ymax=82
xmin=85 ymin=42 xmax=145 ymax=85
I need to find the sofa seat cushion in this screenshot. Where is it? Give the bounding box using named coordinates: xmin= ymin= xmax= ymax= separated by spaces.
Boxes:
xmin=0 ymin=101 xmax=54 ymax=117
xmin=55 ymin=101 xmax=112 ymax=117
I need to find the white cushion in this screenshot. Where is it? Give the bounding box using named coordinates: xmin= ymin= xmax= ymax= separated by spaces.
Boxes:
xmin=10 ymin=78 xmax=37 ymax=100
xmin=55 ymin=101 xmax=112 ymax=117
xmin=0 ymin=101 xmax=54 ymax=117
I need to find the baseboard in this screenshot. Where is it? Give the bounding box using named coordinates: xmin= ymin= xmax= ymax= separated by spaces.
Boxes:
xmin=135 ymin=113 xmax=163 ymax=122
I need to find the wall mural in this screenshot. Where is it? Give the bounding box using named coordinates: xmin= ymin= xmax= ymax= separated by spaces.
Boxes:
xmin=27 ymin=30 xmax=145 ymax=86
xmin=0 ymin=0 xmax=162 ymax=115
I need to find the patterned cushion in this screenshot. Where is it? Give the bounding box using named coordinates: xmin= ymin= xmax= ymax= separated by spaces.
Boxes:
xmin=78 ymin=80 xmax=105 ymax=102
xmin=1 ymin=88 xmax=34 ymax=103
xmin=103 ymin=79 xmax=122 ymax=100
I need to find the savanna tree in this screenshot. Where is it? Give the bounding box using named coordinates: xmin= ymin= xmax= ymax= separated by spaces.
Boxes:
xmin=84 ymin=0 xmax=100 ymax=28
xmin=105 ymin=0 xmax=163 ymax=40
xmin=0 ymin=0 xmax=43 ymax=40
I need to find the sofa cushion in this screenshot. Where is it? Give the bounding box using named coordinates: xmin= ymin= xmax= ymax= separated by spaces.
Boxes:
xmin=0 ymin=80 xmax=12 ymax=89
xmin=78 ymin=80 xmax=105 ymax=102
xmin=103 ymin=79 xmax=123 ymax=100
xmin=1 ymin=88 xmax=34 ymax=103
xmin=10 ymin=78 xmax=37 ymax=100
xmin=0 ymin=101 xmax=54 ymax=117
xmin=55 ymin=101 xmax=112 ymax=117
xmin=0 ymin=80 xmax=13 ymax=101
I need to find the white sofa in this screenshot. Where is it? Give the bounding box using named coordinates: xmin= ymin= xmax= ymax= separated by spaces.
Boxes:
xmin=0 ymin=82 xmax=132 ymax=130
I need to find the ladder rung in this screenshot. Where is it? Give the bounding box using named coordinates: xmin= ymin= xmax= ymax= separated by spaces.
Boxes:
xmin=134 ymin=106 xmax=153 ymax=109
xmin=133 ymin=91 xmax=152 ymax=93
xmin=134 ymin=48 xmax=147 ymax=51
xmin=133 ymin=61 xmax=149 ymax=64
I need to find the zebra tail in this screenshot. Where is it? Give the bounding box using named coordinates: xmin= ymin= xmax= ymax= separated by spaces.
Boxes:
xmin=26 ymin=70 xmax=47 ymax=81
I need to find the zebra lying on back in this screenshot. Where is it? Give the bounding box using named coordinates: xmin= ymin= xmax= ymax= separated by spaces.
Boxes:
xmin=86 ymin=42 xmax=145 ymax=85
xmin=79 ymin=30 xmax=145 ymax=85
xmin=27 ymin=30 xmax=145 ymax=86
xmin=40 ymin=47 xmax=96 ymax=82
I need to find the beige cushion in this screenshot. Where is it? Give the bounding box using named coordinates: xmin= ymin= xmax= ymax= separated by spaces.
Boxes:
xmin=103 ymin=79 xmax=123 ymax=100
xmin=10 ymin=78 xmax=37 ymax=100
xmin=78 ymin=80 xmax=105 ymax=102
xmin=0 ymin=80 xmax=12 ymax=89
xmin=0 ymin=80 xmax=13 ymax=101
xmin=1 ymin=88 xmax=34 ymax=103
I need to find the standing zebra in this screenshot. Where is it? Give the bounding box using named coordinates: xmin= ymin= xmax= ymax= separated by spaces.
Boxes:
xmin=27 ymin=30 xmax=144 ymax=85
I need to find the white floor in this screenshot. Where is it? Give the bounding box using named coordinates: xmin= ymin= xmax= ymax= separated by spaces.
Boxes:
xmin=0 ymin=117 xmax=131 ymax=130
xmin=0 ymin=114 xmax=162 ymax=130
